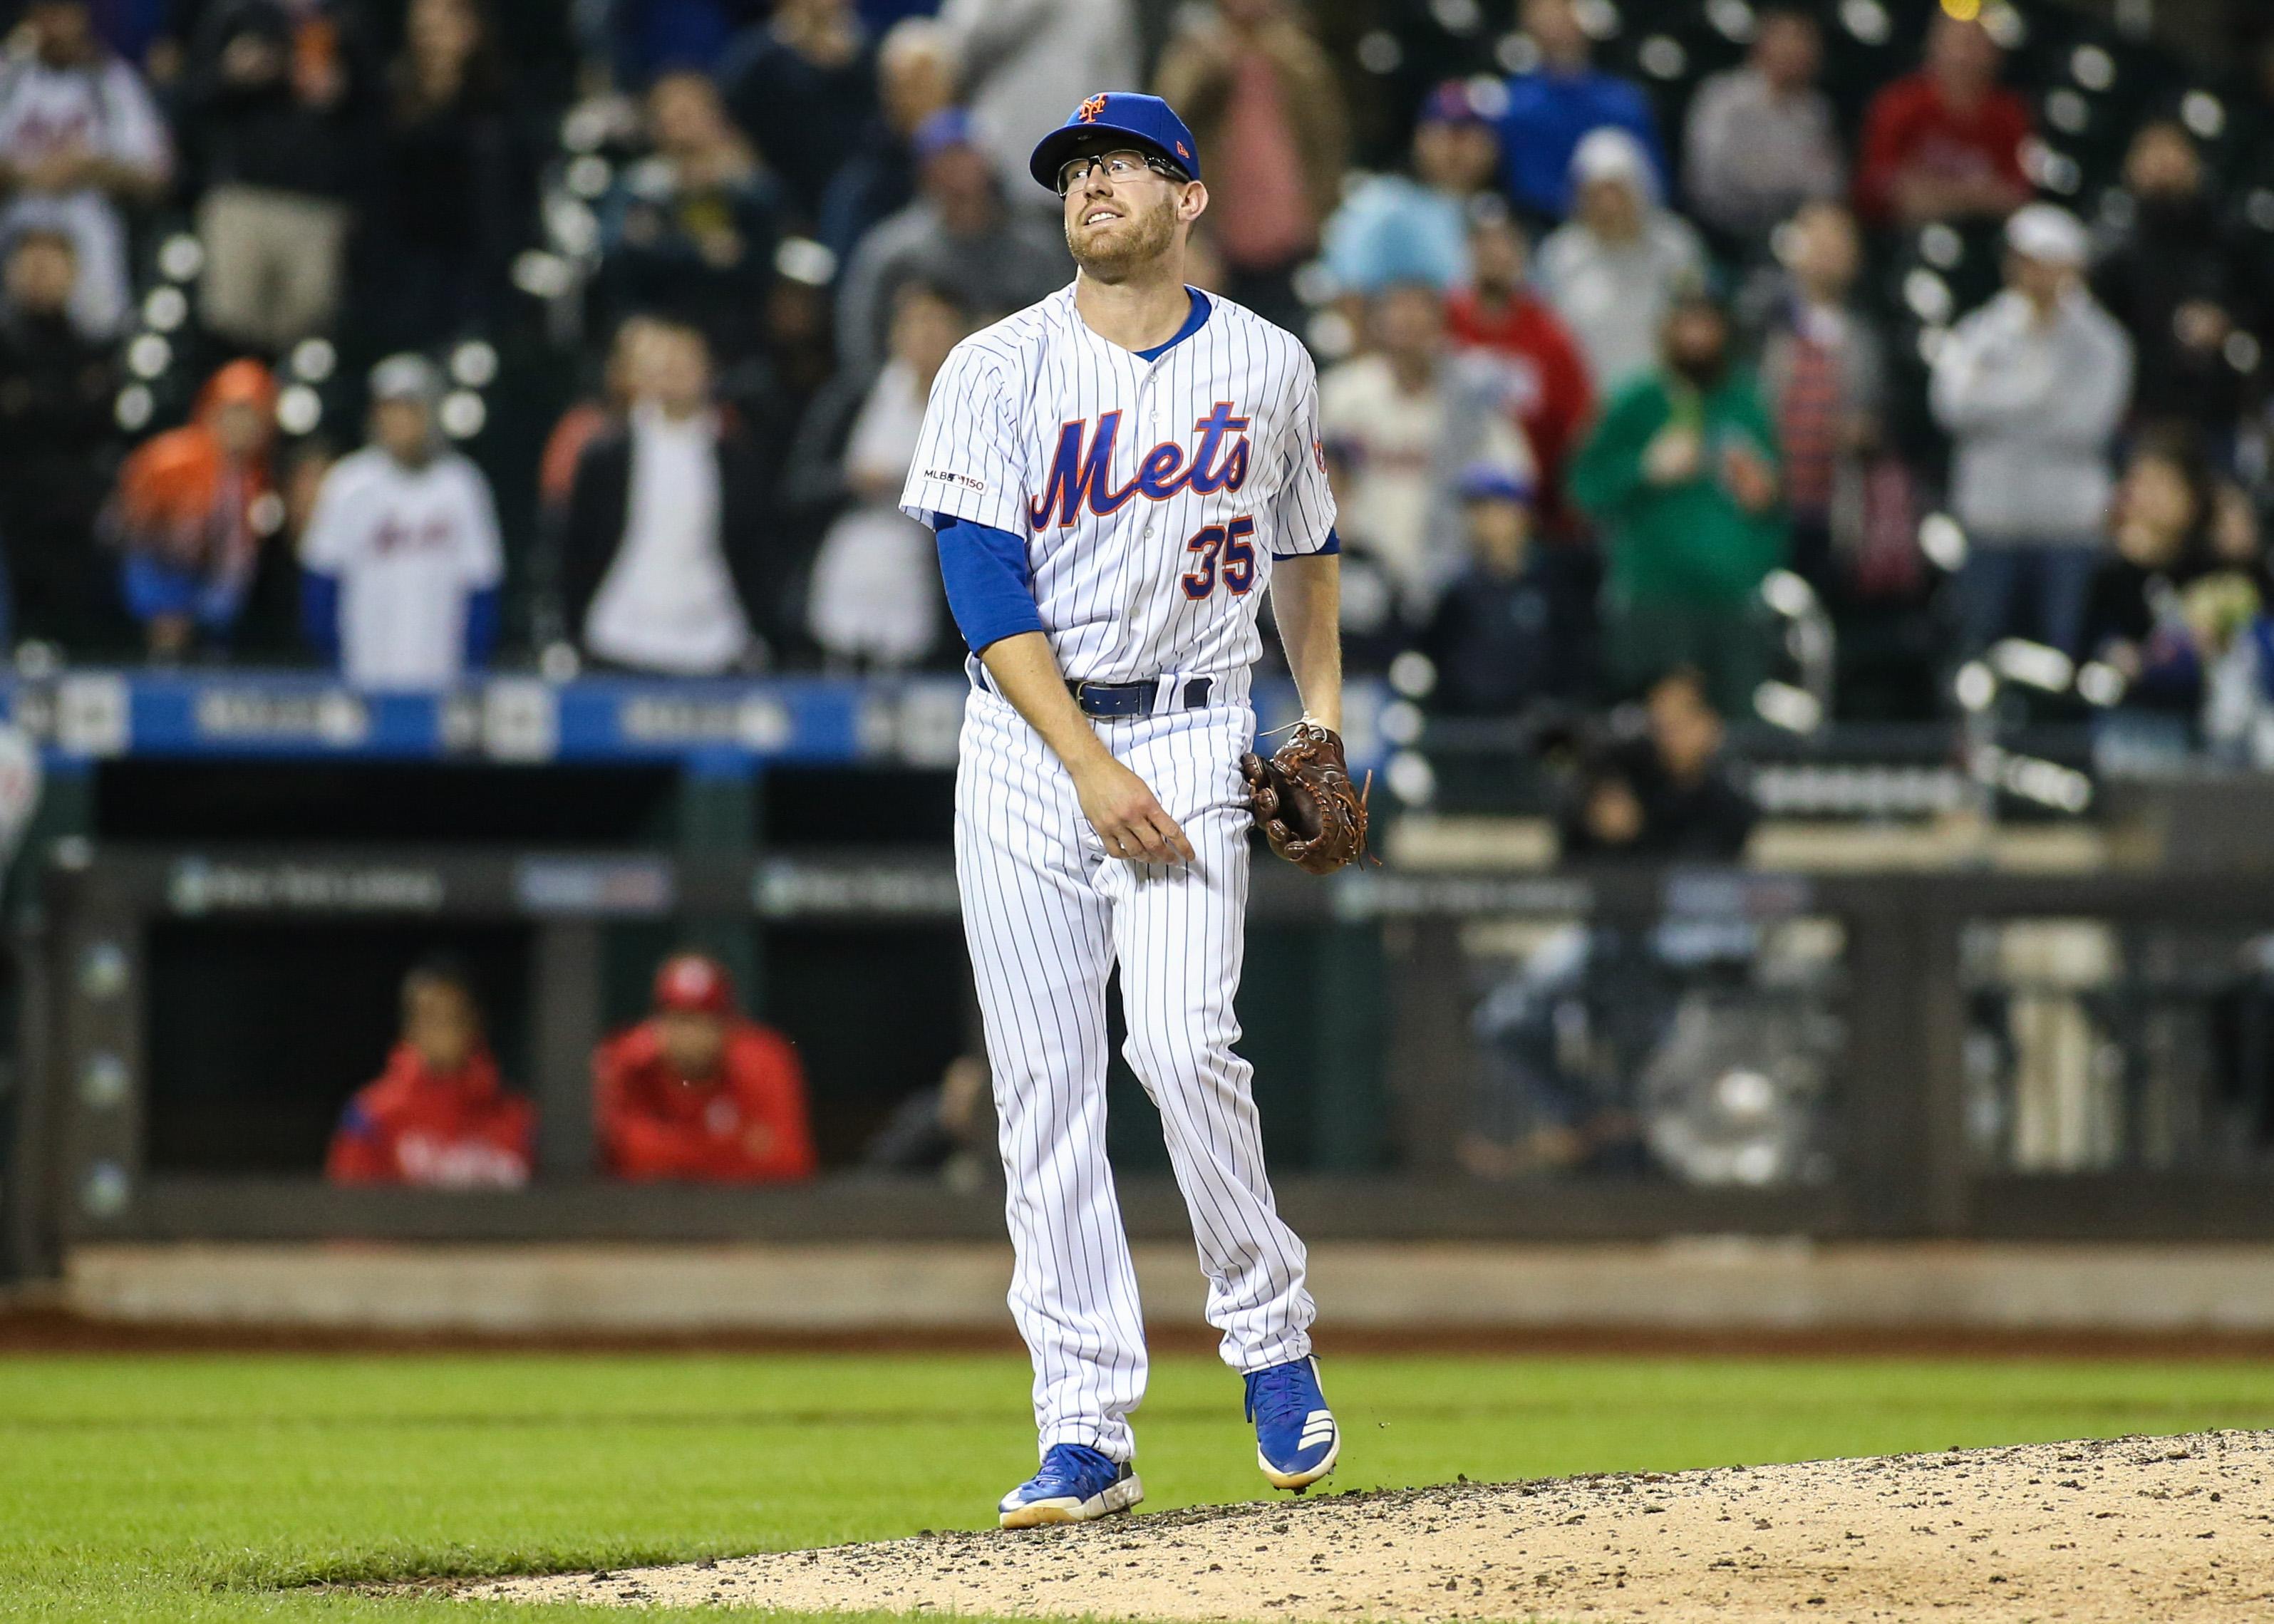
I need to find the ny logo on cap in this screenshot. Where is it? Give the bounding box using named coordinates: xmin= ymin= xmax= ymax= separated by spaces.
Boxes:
xmin=1077 ymin=94 xmax=1109 ymax=123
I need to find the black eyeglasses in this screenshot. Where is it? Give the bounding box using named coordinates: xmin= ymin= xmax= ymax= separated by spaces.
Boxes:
xmin=1058 ymin=150 xmax=1189 ymax=196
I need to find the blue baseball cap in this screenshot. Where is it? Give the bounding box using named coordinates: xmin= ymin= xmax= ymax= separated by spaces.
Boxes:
xmin=1028 ymin=92 xmax=1201 ymax=192
xmin=1456 ymin=461 xmax=1535 ymax=505
xmin=914 ymin=106 xmax=978 ymax=163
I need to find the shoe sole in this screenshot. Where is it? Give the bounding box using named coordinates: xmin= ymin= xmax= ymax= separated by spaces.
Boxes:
xmin=998 ymin=1473 xmax=1144 ymax=1529
xmin=1259 ymin=1430 xmax=1340 ymax=1492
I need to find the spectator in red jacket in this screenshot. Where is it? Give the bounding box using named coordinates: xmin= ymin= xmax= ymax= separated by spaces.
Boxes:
xmin=1853 ymin=12 xmax=2030 ymax=228
xmin=595 ymin=952 xmax=818 ymax=1182
xmin=326 ymin=958 xmax=533 ymax=1186
xmin=1444 ymin=207 xmax=1595 ymax=537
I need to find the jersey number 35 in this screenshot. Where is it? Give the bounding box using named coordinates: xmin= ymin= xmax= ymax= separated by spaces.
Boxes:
xmin=1180 ymin=516 xmax=1258 ymax=600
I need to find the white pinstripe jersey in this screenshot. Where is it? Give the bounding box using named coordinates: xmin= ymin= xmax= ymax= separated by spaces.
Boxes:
xmin=900 ymin=284 xmax=1337 ymax=685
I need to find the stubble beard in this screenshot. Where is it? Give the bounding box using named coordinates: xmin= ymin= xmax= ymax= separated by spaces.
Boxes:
xmin=1068 ymin=191 xmax=1179 ymax=283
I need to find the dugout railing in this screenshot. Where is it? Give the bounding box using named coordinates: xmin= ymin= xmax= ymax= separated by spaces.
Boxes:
xmin=10 ymin=845 xmax=2274 ymax=1281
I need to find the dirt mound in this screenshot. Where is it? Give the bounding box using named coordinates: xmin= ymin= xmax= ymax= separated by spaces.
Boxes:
xmin=469 ymin=1430 xmax=2274 ymax=1620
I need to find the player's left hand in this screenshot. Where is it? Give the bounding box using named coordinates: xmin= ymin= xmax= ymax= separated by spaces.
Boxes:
xmin=1243 ymin=722 xmax=1368 ymax=875
xmin=1074 ymin=757 xmax=1197 ymax=865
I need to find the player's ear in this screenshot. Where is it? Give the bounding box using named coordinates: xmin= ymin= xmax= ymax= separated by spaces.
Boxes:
xmin=1179 ymin=180 xmax=1209 ymax=225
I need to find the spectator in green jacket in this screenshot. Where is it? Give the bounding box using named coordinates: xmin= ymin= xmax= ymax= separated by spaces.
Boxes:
xmin=1570 ymin=289 xmax=1787 ymax=715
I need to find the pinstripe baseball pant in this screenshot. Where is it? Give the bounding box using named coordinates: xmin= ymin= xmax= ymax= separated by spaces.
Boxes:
xmin=955 ymin=679 xmax=1316 ymax=1464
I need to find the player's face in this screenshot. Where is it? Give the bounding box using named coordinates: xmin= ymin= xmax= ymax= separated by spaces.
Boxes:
xmin=373 ymin=398 xmax=432 ymax=463
xmin=658 ymin=1009 xmax=727 ymax=1082
xmin=1062 ymin=152 xmax=1195 ymax=277
xmin=405 ymin=981 xmax=480 ymax=1075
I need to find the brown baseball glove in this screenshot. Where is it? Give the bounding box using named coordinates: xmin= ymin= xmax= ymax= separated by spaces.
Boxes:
xmin=1241 ymin=721 xmax=1369 ymax=875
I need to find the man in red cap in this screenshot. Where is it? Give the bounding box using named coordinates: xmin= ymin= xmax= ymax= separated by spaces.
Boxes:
xmin=593 ymin=952 xmax=817 ymax=1181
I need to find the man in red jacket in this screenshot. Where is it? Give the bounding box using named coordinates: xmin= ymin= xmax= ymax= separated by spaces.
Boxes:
xmin=1854 ymin=12 xmax=2031 ymax=228
xmin=326 ymin=960 xmax=533 ymax=1186
xmin=1444 ymin=209 xmax=1595 ymax=538
xmin=595 ymin=952 xmax=818 ymax=1181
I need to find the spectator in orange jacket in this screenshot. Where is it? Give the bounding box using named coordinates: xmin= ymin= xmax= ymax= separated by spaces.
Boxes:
xmin=105 ymin=357 xmax=279 ymax=659
xmin=595 ymin=951 xmax=818 ymax=1181
xmin=326 ymin=958 xmax=533 ymax=1186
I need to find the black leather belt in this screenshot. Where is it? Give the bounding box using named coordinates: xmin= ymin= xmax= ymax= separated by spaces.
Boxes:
xmin=1068 ymin=676 xmax=1215 ymax=719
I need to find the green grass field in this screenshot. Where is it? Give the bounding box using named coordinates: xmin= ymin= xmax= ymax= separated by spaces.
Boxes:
xmin=6 ymin=1350 xmax=2274 ymax=1622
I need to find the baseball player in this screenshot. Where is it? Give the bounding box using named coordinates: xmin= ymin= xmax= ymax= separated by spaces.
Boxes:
xmin=900 ymin=92 xmax=1365 ymax=1529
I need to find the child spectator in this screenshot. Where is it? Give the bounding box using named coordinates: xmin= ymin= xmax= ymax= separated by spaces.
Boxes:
xmin=299 ymin=354 xmax=504 ymax=689
xmin=0 ymin=0 xmax=170 ymax=339
xmin=595 ymin=951 xmax=817 ymax=1182
xmin=326 ymin=958 xmax=532 ymax=1187
xmin=1571 ymin=290 xmax=1786 ymax=716
xmin=106 ymin=358 xmax=279 ymax=661
xmin=1535 ymin=128 xmax=1706 ymax=395
xmin=1420 ymin=464 xmax=1593 ymax=716
xmin=1443 ymin=207 xmax=1594 ymax=534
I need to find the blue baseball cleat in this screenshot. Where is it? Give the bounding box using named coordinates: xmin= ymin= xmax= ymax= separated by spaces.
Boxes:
xmin=1246 ymin=1355 xmax=1339 ymax=1491
xmin=997 ymin=1443 xmax=1144 ymax=1529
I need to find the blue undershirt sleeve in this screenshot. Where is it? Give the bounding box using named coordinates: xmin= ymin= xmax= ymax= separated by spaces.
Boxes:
xmin=934 ymin=513 xmax=1044 ymax=653
xmin=1273 ymin=526 xmax=1342 ymax=562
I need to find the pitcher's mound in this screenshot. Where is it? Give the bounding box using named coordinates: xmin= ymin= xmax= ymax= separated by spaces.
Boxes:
xmin=468 ymin=1430 xmax=2273 ymax=1620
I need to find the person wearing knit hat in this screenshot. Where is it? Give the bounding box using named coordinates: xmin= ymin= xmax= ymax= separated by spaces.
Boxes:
xmin=1320 ymin=80 xmax=1501 ymax=298
xmin=1931 ymin=201 xmax=2134 ymax=659
xmin=592 ymin=952 xmax=818 ymax=1182
xmin=1534 ymin=126 xmax=1707 ymax=393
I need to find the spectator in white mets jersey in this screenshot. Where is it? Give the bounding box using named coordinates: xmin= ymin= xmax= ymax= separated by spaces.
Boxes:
xmin=299 ymin=354 xmax=503 ymax=688
xmin=901 ymin=90 xmax=1343 ymax=1530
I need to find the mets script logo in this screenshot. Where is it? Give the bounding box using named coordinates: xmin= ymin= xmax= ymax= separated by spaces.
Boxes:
xmin=1077 ymin=95 xmax=1109 ymax=123
xmin=1027 ymin=403 xmax=1251 ymax=529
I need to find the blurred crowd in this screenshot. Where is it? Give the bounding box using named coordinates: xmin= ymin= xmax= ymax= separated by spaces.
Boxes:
xmin=9 ymin=0 xmax=2274 ymax=763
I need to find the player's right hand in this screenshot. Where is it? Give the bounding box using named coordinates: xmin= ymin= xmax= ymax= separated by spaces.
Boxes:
xmin=1075 ymin=758 xmax=1197 ymax=866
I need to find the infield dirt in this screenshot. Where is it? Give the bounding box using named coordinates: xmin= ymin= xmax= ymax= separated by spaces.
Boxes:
xmin=470 ymin=1429 xmax=2273 ymax=1621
